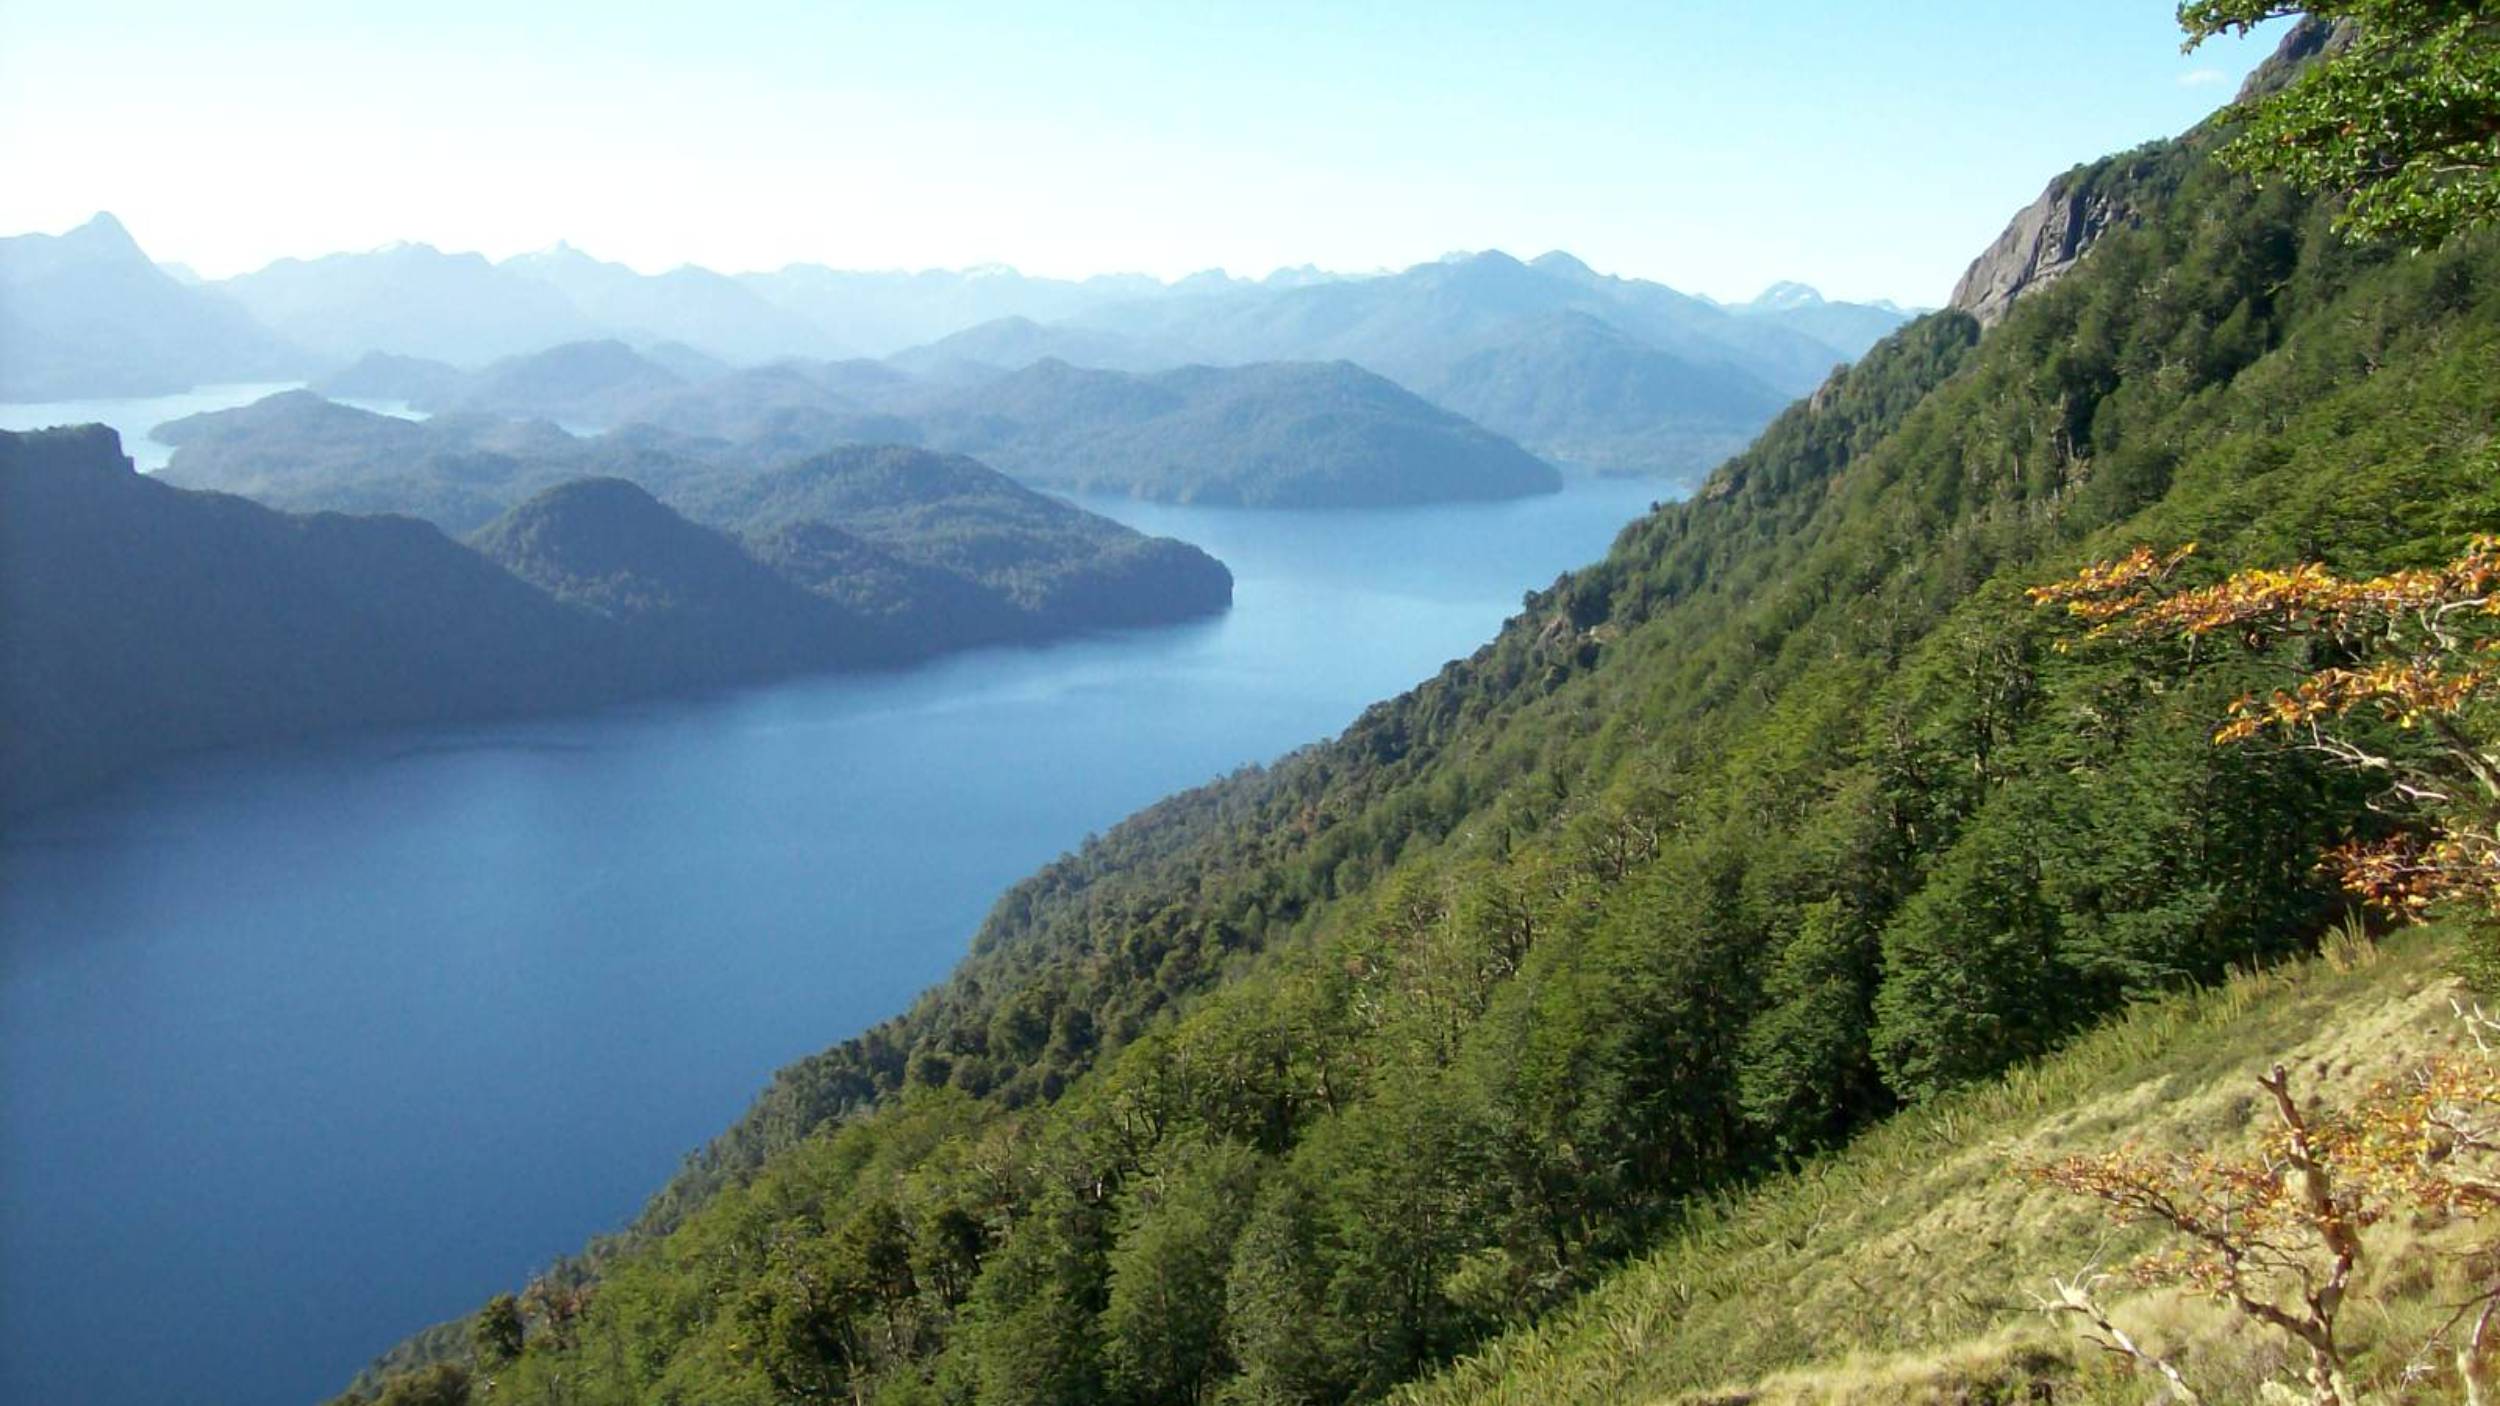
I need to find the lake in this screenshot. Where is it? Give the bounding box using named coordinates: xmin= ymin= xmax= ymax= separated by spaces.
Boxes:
xmin=0 ymin=392 xmax=1670 ymax=1406
xmin=0 ymin=382 xmax=416 ymax=469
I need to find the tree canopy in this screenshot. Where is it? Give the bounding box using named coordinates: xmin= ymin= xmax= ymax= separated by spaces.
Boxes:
xmin=2184 ymin=1 xmax=2500 ymax=244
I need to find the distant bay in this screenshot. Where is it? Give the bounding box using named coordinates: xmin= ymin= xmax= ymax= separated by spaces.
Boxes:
xmin=0 ymin=384 xmax=416 ymax=471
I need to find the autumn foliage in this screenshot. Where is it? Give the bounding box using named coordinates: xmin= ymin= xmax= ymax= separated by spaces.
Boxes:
xmin=2032 ymin=536 xmax=2500 ymax=927
xmin=2034 ymin=1035 xmax=2500 ymax=1405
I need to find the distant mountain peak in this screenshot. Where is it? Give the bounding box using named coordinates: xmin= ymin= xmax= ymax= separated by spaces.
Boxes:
xmin=1261 ymin=264 xmax=1336 ymax=288
xmin=1529 ymin=250 xmax=1596 ymax=279
xmin=41 ymin=211 xmax=150 ymax=264
xmin=511 ymin=239 xmax=601 ymax=267
xmin=72 ymin=210 xmax=137 ymax=242
xmin=1750 ymin=280 xmax=1827 ymax=310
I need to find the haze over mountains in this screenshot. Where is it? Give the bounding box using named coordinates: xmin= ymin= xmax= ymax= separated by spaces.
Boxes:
xmin=0 ymin=214 xmax=297 ymax=400
xmin=0 ymin=213 xmax=1914 ymax=482
xmin=167 ymin=351 xmax=1563 ymax=513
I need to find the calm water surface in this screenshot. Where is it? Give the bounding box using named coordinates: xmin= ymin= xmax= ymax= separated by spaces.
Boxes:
xmin=0 ymin=405 xmax=1670 ymax=1406
xmin=0 ymin=383 xmax=417 ymax=469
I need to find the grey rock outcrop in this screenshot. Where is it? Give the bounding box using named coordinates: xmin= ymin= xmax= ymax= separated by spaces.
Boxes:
xmin=2237 ymin=15 xmax=2357 ymax=103
xmin=1946 ymin=172 xmax=2136 ymax=329
xmin=1949 ymin=16 xmax=2353 ymax=330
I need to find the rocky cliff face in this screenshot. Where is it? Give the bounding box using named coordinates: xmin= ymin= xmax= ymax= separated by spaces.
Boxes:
xmin=2237 ymin=15 xmax=2355 ymax=102
xmin=1948 ymin=17 xmax=2349 ymax=330
xmin=1945 ymin=170 xmax=2136 ymax=328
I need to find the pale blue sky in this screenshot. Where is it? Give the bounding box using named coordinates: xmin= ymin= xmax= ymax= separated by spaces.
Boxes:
xmin=0 ymin=1 xmax=2287 ymax=304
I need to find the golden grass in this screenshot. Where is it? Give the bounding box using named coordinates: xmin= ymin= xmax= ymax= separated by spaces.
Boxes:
xmin=1394 ymin=933 xmax=2473 ymax=1406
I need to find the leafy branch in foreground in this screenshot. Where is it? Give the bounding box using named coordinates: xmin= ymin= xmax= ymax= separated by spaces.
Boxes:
xmin=2032 ymin=1063 xmax=2372 ymax=1405
xmin=2181 ymin=0 xmax=2500 ymax=246
xmin=2031 ymin=534 xmax=2500 ymax=928
xmin=2032 ymin=1015 xmax=2500 ymax=1405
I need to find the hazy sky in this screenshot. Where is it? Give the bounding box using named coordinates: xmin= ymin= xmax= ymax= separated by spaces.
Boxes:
xmin=0 ymin=1 xmax=2286 ymax=305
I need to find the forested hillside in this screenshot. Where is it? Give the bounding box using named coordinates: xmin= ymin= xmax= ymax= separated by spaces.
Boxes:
xmin=1389 ymin=931 xmax=2469 ymax=1405
xmin=0 ymin=428 xmax=1228 ymax=819
xmin=344 ymin=14 xmax=2500 ymax=1406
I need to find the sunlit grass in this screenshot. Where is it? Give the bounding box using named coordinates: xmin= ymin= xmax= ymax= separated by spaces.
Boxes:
xmin=1396 ymin=931 xmax=2467 ymax=1406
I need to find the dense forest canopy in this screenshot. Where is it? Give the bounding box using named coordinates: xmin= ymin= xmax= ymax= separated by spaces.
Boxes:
xmin=341 ymin=9 xmax=2500 ymax=1405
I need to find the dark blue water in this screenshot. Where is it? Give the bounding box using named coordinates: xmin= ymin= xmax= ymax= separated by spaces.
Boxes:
xmin=0 ymin=480 xmax=1669 ymax=1406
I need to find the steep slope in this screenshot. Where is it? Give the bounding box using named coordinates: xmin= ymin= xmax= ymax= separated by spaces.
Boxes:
xmin=915 ymin=358 xmax=1563 ymax=506
xmin=1399 ymin=936 xmax=2462 ymax=1406
xmin=0 ymin=426 xmax=623 ymax=817
xmin=0 ymin=213 xmax=299 ymax=399
xmin=1947 ymin=155 xmax=2161 ymax=328
xmin=346 ymin=57 xmax=2500 ymax=1406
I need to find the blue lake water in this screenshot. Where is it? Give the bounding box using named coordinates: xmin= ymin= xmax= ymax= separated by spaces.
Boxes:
xmin=0 ymin=383 xmax=416 ymax=471
xmin=0 ymin=457 xmax=1670 ymax=1406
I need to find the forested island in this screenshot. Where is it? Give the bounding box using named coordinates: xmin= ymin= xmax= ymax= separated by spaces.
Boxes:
xmin=0 ymin=426 xmax=1228 ymax=818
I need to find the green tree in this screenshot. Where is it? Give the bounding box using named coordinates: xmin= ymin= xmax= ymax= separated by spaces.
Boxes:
xmin=1872 ymin=799 xmax=2071 ymax=1099
xmin=1222 ymin=1170 xmax=1348 ymax=1406
xmin=2183 ymin=0 xmax=2500 ymax=244
xmin=1099 ymin=1138 xmax=1263 ymax=1406
xmin=963 ymin=1187 xmax=1107 ymax=1406
xmin=1738 ymin=899 xmax=1885 ymax=1155
xmin=471 ymin=1293 xmax=525 ymax=1371
xmin=368 ymin=1364 xmax=471 ymax=1406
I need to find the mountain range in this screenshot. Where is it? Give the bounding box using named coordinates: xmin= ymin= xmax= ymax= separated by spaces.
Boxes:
xmin=204 ymin=351 xmax=1566 ymax=510
xmin=2 ymin=216 xmax=1912 ymax=483
xmin=0 ymin=214 xmax=297 ymax=400
xmin=913 ymin=250 xmax=1904 ymax=475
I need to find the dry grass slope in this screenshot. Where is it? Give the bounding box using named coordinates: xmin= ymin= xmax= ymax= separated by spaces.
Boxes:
xmin=1396 ymin=930 xmax=2481 ymax=1405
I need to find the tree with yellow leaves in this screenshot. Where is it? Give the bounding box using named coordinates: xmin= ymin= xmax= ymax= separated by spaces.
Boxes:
xmin=2034 ymin=1036 xmax=2500 ymax=1405
xmin=2031 ymin=535 xmax=2500 ymax=932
